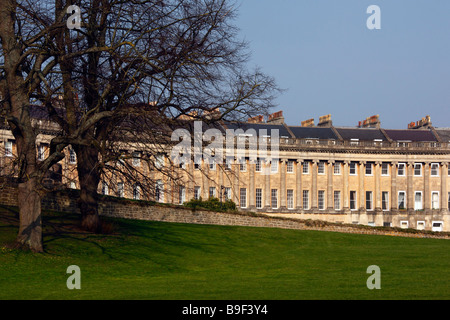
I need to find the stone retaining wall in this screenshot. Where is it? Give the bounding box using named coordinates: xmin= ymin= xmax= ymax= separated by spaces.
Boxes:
xmin=1 ymin=180 xmax=449 ymax=239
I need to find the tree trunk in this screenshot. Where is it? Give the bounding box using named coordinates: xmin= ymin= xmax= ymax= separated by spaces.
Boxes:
xmin=16 ymin=177 xmax=43 ymax=252
xmin=76 ymin=145 xmax=101 ymax=233
xmin=14 ymin=134 xmax=44 ymax=253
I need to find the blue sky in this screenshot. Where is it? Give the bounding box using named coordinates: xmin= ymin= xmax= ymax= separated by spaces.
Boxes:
xmin=235 ymin=0 xmax=450 ymax=129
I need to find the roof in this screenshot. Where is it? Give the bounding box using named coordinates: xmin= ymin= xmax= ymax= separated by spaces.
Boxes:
xmin=170 ymin=119 xmax=226 ymax=135
xmin=435 ymin=129 xmax=450 ymax=142
xmin=335 ymin=127 xmax=387 ymax=141
xmin=383 ymin=129 xmax=437 ymax=142
xmin=223 ymin=122 xmax=292 ymax=138
xmin=29 ymin=104 xmax=67 ymax=121
xmin=5 ymin=104 xmax=449 ymax=145
xmin=287 ymin=126 xmax=338 ymax=140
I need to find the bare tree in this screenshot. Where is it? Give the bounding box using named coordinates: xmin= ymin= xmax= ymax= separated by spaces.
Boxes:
xmin=50 ymin=0 xmax=279 ymax=232
xmin=0 ymin=0 xmax=279 ymax=248
xmin=0 ymin=0 xmax=69 ymax=252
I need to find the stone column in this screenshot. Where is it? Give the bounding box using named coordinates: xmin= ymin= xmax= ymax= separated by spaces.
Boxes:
xmin=407 ymin=162 xmax=414 ymax=213
xmin=441 ymin=162 xmax=448 ymax=213
xmin=203 ymin=160 xmax=210 ymax=199
xmin=249 ymin=159 xmax=255 ymax=209
xmin=188 ymin=162 xmax=194 ymax=200
xmin=375 ymin=161 xmax=382 ymax=212
xmin=164 ymin=175 xmax=171 ymax=204
xmin=424 ymin=162 xmax=430 ymax=212
xmin=391 ymin=162 xmax=398 ymax=211
xmin=359 ymin=161 xmax=365 ymax=211
xmin=296 ymin=159 xmax=303 ymax=210
xmin=280 ymin=159 xmax=286 ymax=210
xmin=327 ymin=160 xmax=334 ymax=211
xmin=233 ymin=159 xmax=239 ymax=204
xmin=264 ymin=159 xmax=271 ymax=209
xmin=219 ymin=160 xmax=224 ymax=202
xmin=311 ymin=159 xmax=318 ymax=210
xmin=343 ymin=160 xmax=350 ymax=212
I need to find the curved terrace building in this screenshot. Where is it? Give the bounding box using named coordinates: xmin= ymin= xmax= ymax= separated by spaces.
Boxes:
xmin=1 ymin=109 xmax=449 ymax=232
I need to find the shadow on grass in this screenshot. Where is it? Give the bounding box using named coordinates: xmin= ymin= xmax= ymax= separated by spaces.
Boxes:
xmin=0 ymin=205 xmax=119 ymax=257
xmin=42 ymin=212 xmax=113 ymax=256
xmin=1 ymin=204 xmax=278 ymax=281
xmin=0 ymin=205 xmax=222 ymax=273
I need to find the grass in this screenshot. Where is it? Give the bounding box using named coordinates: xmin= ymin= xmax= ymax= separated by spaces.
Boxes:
xmin=0 ymin=205 xmax=449 ymax=300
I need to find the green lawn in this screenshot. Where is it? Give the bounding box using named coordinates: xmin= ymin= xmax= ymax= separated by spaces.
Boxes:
xmin=0 ymin=205 xmax=449 ymax=300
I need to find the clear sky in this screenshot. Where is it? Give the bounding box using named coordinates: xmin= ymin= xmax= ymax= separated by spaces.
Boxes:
xmin=235 ymin=0 xmax=450 ymax=129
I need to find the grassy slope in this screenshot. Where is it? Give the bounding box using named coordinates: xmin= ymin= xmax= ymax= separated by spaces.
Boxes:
xmin=0 ymin=206 xmax=449 ymax=300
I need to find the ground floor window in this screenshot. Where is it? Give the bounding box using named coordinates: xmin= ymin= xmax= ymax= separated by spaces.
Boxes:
xmin=287 ymin=189 xmax=294 ymax=209
xmin=256 ymin=188 xmax=262 ymax=209
xmin=448 ymin=192 xmax=450 ymax=211
xmin=194 ymin=186 xmax=201 ymax=200
xmin=303 ymin=190 xmax=309 ymax=210
xmin=432 ymin=192 xmax=439 ymax=209
xmin=102 ymin=182 xmax=109 ymax=195
xmin=240 ymin=188 xmax=247 ymax=208
xmin=155 ymin=180 xmax=164 ymax=202
xmin=382 ymin=191 xmax=389 ymax=211
xmin=209 ymin=187 xmax=216 ymax=199
xmin=366 ymin=191 xmax=373 ymax=211
xmin=224 ymin=187 xmax=231 ymax=201
xmin=398 ymin=191 xmax=406 ymax=209
xmin=350 ymin=191 xmax=357 ymax=210
xmin=414 ymin=191 xmax=422 ymax=210
xmin=179 ymin=186 xmax=186 ymax=204
xmin=318 ymin=190 xmax=325 ymax=210
xmin=118 ymin=182 xmax=124 ymax=197
xmin=334 ymin=191 xmax=341 ymax=210
xmin=5 ymin=141 xmax=13 ymax=157
xmin=133 ymin=184 xmax=140 ymax=200
xmin=271 ymin=189 xmax=278 ymax=209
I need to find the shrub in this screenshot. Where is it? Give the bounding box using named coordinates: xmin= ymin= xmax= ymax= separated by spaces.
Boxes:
xmin=183 ymin=197 xmax=237 ymax=212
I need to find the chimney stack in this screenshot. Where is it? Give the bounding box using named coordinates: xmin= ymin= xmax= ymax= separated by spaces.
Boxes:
xmin=408 ymin=115 xmax=431 ymax=129
xmin=301 ymin=118 xmax=315 ymax=127
xmin=357 ymin=115 xmax=380 ymax=128
xmin=317 ymin=114 xmax=332 ymax=127
xmin=267 ymin=111 xmax=284 ymax=125
xmin=247 ymin=115 xmax=265 ymax=124
xmin=204 ymin=107 xmax=221 ymax=120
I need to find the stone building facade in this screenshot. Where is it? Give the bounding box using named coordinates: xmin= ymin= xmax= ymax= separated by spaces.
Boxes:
xmin=1 ymin=108 xmax=450 ymax=232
